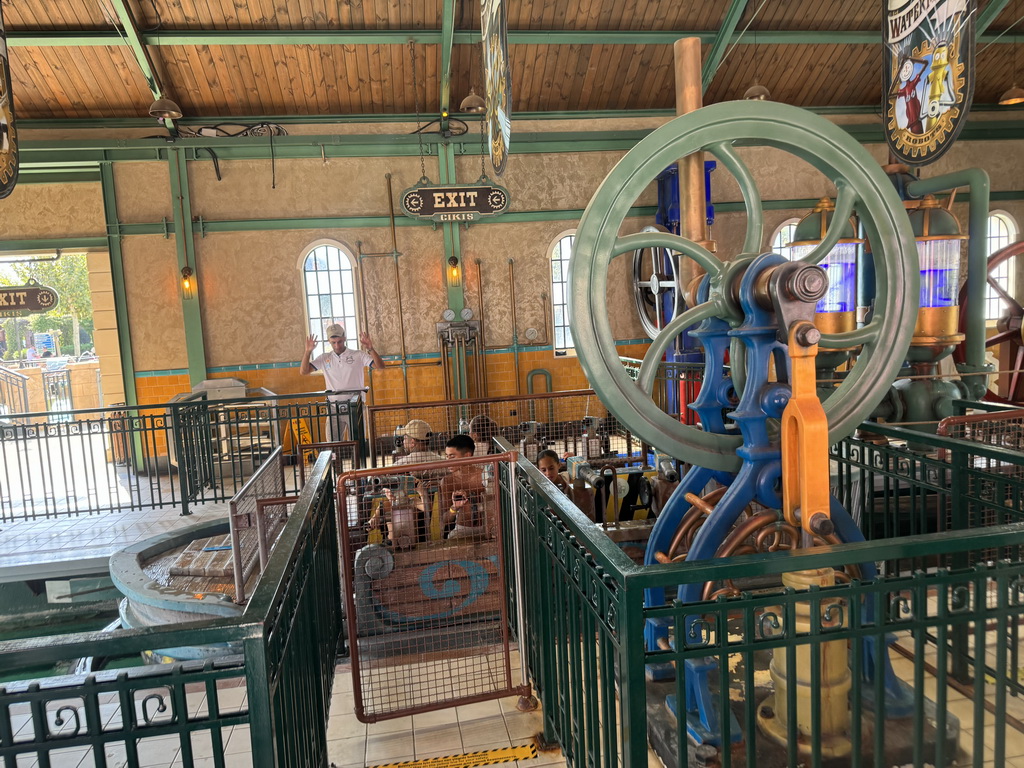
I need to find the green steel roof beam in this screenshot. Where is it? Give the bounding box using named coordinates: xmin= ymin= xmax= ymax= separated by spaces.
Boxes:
xmin=702 ymin=0 xmax=749 ymax=93
xmin=18 ymin=28 xmax=1018 ymax=47
xmin=105 ymin=0 xmax=176 ymax=135
xmin=977 ymin=0 xmax=1013 ymax=36
xmin=439 ymin=0 xmax=456 ymax=132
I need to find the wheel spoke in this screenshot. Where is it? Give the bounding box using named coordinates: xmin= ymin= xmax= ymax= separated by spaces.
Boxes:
xmin=818 ymin=317 xmax=881 ymax=349
xmin=637 ymin=301 xmax=721 ymax=394
xmin=797 ymin=181 xmax=859 ymax=265
xmin=707 ymin=141 xmax=762 ymax=256
xmin=987 ymin=277 xmax=1024 ymax=317
xmin=614 ymin=232 xmax=722 ymax=278
xmin=984 ymin=327 xmax=1020 ymax=348
xmin=1009 ymin=346 xmax=1024 ymax=401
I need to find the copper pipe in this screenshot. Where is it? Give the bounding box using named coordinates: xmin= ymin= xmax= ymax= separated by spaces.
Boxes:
xmin=666 ymin=486 xmax=727 ymax=559
xmin=509 ymin=258 xmax=521 ymax=394
xmin=474 ymin=258 xmax=489 ymax=394
xmin=674 ymin=37 xmax=710 ymax=282
xmin=540 ymin=291 xmax=552 ymax=346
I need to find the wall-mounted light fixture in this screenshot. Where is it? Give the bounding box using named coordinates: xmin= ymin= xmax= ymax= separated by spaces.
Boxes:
xmin=180 ymin=266 xmax=196 ymax=300
xmin=447 ymin=256 xmax=461 ymax=285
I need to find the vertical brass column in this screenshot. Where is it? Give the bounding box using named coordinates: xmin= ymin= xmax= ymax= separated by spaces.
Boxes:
xmin=674 ymin=37 xmax=712 ymax=284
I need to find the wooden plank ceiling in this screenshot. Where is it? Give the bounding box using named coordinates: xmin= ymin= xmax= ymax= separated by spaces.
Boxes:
xmin=3 ymin=0 xmax=1022 ymax=120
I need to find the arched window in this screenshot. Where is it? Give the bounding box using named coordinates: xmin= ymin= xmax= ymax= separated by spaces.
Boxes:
xmin=549 ymin=232 xmax=576 ymax=355
xmin=770 ymin=218 xmax=801 ymax=261
xmin=301 ymin=243 xmax=359 ymax=358
xmin=985 ymin=211 xmax=1018 ymax=322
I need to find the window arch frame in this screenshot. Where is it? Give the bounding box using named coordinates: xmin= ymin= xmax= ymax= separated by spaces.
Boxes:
xmin=985 ymin=210 xmax=1019 ymax=323
xmin=547 ymin=229 xmax=577 ymax=357
xmin=769 ymin=217 xmax=802 ymax=261
xmin=298 ymin=240 xmax=362 ymax=359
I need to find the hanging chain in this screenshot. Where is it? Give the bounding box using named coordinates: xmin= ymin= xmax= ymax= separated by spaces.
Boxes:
xmin=409 ymin=40 xmax=427 ymax=181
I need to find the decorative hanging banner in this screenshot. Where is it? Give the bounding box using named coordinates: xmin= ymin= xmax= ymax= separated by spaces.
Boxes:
xmin=400 ymin=181 xmax=510 ymax=222
xmin=0 ymin=2 xmax=17 ymax=199
xmin=481 ymin=0 xmax=511 ymax=176
xmin=0 ymin=279 xmax=59 ymax=317
xmin=883 ymin=0 xmax=975 ymax=166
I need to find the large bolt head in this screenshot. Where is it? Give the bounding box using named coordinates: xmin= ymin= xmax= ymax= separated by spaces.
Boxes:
xmin=789 ymin=264 xmax=829 ymax=302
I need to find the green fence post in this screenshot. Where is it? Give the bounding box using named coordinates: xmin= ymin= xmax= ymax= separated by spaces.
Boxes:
xmin=618 ymin=575 xmax=648 ymax=767
xmin=950 ymin=441 xmax=970 ymax=682
xmin=244 ymin=636 xmax=277 ymax=768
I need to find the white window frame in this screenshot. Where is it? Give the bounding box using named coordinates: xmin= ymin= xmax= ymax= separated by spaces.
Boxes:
xmin=985 ymin=211 xmax=1018 ymax=323
xmin=548 ymin=230 xmax=576 ymax=357
xmin=769 ymin=218 xmax=801 ymax=261
xmin=299 ymin=240 xmax=361 ymax=359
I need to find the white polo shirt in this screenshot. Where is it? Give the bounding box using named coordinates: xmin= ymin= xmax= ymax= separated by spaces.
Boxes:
xmin=310 ymin=348 xmax=373 ymax=400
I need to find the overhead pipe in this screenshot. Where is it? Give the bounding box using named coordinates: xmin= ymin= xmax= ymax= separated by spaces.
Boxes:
xmin=474 ymin=258 xmax=490 ymax=394
xmin=906 ymin=168 xmax=991 ymax=399
xmin=509 ymin=258 xmax=521 ymax=395
xmin=526 ymin=369 xmax=554 ymax=424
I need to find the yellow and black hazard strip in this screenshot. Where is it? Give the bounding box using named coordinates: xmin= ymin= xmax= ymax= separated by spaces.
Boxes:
xmin=366 ymin=743 xmax=538 ymax=768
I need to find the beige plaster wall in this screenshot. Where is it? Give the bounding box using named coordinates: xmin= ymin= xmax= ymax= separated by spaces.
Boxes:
xmin=187 ymin=156 xmax=426 ymax=220
xmin=122 ymin=235 xmax=187 ymax=371
xmin=0 ymin=182 xmax=104 ymax=239
xmin=195 ymin=225 xmax=448 ymax=365
xmin=114 ymin=162 xmax=173 ymax=223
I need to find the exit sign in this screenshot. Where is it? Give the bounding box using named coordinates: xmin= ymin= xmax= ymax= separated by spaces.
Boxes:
xmin=400 ymin=182 xmax=510 ymax=223
xmin=0 ymin=279 xmax=59 ymax=317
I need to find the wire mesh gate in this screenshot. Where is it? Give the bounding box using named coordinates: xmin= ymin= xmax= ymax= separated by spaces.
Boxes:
xmin=338 ymin=452 xmax=531 ymax=722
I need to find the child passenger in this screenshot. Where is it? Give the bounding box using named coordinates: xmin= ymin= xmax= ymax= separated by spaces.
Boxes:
xmin=537 ymin=450 xmax=571 ymax=494
xmin=442 ymin=434 xmax=487 ymax=539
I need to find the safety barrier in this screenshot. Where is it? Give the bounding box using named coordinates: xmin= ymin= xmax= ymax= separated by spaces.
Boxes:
xmin=503 ymin=430 xmax=1024 ymax=768
xmin=0 ymin=451 xmax=342 ymax=767
xmin=0 ymin=366 xmax=28 ymax=419
xmin=367 ymin=389 xmax=654 ymax=468
xmin=0 ymin=392 xmax=363 ymax=521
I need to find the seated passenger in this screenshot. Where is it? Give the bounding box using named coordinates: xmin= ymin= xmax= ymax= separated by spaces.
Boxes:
xmin=443 ymin=435 xmax=487 ymax=540
xmin=393 ymin=419 xmax=443 ymax=467
xmin=537 ymin=450 xmax=570 ymax=494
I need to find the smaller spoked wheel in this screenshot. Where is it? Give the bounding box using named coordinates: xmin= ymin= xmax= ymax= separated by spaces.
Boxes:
xmin=955 ymin=240 xmax=1024 ymax=403
xmin=632 ymin=225 xmax=682 ymax=338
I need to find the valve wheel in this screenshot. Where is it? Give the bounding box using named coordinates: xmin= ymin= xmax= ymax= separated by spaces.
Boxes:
xmin=569 ymin=101 xmax=919 ymax=472
xmin=954 ymin=239 xmax=1024 ymax=403
xmin=632 ymin=225 xmax=681 ymax=338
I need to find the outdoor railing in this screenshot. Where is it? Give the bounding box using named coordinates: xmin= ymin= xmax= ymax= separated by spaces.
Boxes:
xmin=502 ymin=430 xmax=1024 ymax=768
xmin=0 ymin=451 xmax=342 ymax=767
xmin=0 ymin=366 xmax=28 ymax=419
xmin=0 ymin=391 xmax=364 ymax=522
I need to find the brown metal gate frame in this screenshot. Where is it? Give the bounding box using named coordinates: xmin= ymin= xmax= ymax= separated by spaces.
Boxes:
xmin=338 ymin=452 xmax=531 ymax=722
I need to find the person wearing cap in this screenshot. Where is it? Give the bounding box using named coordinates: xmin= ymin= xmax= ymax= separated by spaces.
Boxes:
xmin=390 ymin=419 xmax=444 ymax=543
xmin=300 ymin=323 xmax=384 ymax=441
xmin=392 ymin=419 xmax=443 ymax=466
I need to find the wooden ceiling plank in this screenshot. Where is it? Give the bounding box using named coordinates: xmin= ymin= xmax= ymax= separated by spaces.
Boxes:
xmin=100 ymin=45 xmax=154 ymax=116
xmin=425 ymin=41 xmax=440 ymax=114
xmin=10 ymin=49 xmax=71 ymax=119
xmin=198 ymin=44 xmax=245 ymax=116
xmin=320 ymin=45 xmax=343 ymax=114
xmin=231 ymin=4 xmax=268 ymax=113
xmin=32 ymin=47 xmax=89 ymax=118
xmin=592 ymin=42 xmax=629 ymax=111
xmin=57 ymin=45 xmax=127 ymax=117
xmin=515 ymin=43 xmax=540 ymax=113
xmin=615 ymin=43 xmax=652 ymax=110
xmin=542 ymin=41 xmax=574 ymax=113
xmin=338 ymin=44 xmax=361 ymax=114
xmin=601 ymin=43 xmax=635 ymax=111
xmin=354 ymin=43 xmax=374 ymax=114
xmin=573 ymin=45 xmax=603 ymax=112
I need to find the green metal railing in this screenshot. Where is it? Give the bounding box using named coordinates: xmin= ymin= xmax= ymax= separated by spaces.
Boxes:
xmin=503 ymin=428 xmax=1024 ymax=768
xmin=0 ymin=391 xmax=364 ymax=521
xmin=0 ymin=451 xmax=342 ymax=767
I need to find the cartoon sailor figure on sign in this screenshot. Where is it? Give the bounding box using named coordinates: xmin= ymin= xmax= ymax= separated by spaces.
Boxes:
xmin=883 ymin=0 xmax=976 ymax=165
